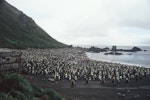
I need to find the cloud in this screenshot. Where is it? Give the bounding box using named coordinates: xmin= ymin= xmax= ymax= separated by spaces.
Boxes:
xmin=6 ymin=0 xmax=150 ymax=46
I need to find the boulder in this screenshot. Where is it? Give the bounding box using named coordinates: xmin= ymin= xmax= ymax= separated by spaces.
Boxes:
xmin=88 ymin=46 xmax=101 ymax=53
xmin=88 ymin=46 xmax=108 ymax=53
xmin=104 ymin=52 xmax=123 ymax=55
xmin=131 ymin=47 xmax=142 ymax=52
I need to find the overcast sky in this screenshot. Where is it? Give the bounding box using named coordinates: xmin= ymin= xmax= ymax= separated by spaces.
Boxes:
xmin=6 ymin=0 xmax=150 ymax=46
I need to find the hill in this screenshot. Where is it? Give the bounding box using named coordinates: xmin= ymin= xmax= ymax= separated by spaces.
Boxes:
xmin=0 ymin=0 xmax=67 ymax=49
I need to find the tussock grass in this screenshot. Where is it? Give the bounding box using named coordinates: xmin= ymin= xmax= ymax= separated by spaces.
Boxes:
xmin=0 ymin=73 xmax=63 ymax=100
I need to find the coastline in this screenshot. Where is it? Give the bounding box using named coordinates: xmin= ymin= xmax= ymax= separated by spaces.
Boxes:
xmin=86 ymin=54 xmax=147 ymax=68
xmin=86 ymin=51 xmax=150 ymax=68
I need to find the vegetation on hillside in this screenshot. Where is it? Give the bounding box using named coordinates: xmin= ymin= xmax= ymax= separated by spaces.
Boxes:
xmin=0 ymin=73 xmax=63 ymax=100
xmin=0 ymin=0 xmax=67 ymax=49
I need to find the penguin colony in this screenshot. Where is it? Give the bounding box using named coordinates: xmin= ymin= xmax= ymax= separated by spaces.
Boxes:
xmin=19 ymin=48 xmax=150 ymax=85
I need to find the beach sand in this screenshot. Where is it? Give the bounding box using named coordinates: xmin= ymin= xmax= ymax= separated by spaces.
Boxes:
xmin=25 ymin=74 xmax=150 ymax=100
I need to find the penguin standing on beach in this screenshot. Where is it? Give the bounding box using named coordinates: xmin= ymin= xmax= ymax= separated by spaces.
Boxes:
xmin=71 ymin=79 xmax=75 ymax=87
xmin=85 ymin=77 xmax=89 ymax=84
xmin=125 ymin=77 xmax=129 ymax=84
xmin=112 ymin=76 xmax=116 ymax=86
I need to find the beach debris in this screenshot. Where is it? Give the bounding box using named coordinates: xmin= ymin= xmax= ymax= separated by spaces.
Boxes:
xmin=134 ymin=94 xmax=140 ymax=98
xmin=117 ymin=93 xmax=126 ymax=97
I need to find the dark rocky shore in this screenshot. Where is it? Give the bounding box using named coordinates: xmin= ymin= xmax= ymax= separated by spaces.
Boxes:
xmin=87 ymin=46 xmax=143 ymax=56
xmin=87 ymin=46 xmax=143 ymax=53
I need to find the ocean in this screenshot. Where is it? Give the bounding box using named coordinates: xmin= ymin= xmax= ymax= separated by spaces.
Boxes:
xmin=81 ymin=45 xmax=150 ymax=68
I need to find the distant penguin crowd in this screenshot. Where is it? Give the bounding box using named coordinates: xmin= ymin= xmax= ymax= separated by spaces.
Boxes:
xmin=17 ymin=48 xmax=150 ymax=85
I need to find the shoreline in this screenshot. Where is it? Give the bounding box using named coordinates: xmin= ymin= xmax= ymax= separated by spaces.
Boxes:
xmin=86 ymin=56 xmax=148 ymax=68
xmin=86 ymin=52 xmax=150 ymax=68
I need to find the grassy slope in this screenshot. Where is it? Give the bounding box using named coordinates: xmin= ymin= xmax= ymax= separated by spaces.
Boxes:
xmin=0 ymin=73 xmax=63 ymax=100
xmin=0 ymin=0 xmax=67 ymax=49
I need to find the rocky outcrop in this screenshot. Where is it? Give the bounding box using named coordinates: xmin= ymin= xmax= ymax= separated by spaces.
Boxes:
xmin=87 ymin=46 xmax=143 ymax=53
xmin=88 ymin=46 xmax=108 ymax=53
xmin=131 ymin=47 xmax=142 ymax=52
xmin=117 ymin=47 xmax=142 ymax=52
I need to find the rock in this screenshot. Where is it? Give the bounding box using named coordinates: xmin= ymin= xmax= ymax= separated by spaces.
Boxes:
xmin=117 ymin=46 xmax=142 ymax=52
xmin=88 ymin=46 xmax=109 ymax=53
xmin=104 ymin=52 xmax=123 ymax=55
xmin=88 ymin=46 xmax=101 ymax=53
xmin=68 ymin=45 xmax=73 ymax=48
xmin=131 ymin=47 xmax=142 ymax=52
xmin=103 ymin=47 xmax=110 ymax=51
xmin=112 ymin=46 xmax=117 ymax=52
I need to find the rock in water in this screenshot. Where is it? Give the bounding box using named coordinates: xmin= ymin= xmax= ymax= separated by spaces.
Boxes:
xmin=131 ymin=47 xmax=142 ymax=52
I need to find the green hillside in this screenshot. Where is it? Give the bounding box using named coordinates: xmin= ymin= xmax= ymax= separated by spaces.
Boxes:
xmin=0 ymin=0 xmax=67 ymax=49
xmin=0 ymin=73 xmax=62 ymax=100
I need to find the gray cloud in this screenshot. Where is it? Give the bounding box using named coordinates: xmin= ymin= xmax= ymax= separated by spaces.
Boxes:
xmin=6 ymin=0 xmax=150 ymax=46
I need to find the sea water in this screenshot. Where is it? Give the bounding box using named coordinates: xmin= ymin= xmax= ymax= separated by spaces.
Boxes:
xmin=83 ymin=46 xmax=150 ymax=68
